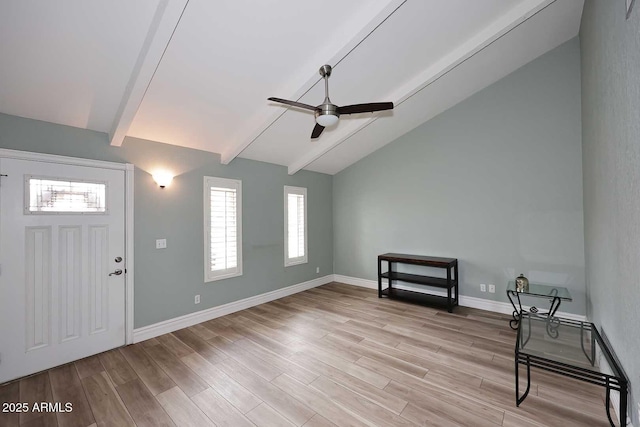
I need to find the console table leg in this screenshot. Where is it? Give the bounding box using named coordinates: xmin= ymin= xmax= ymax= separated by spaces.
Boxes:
xmin=377 ymin=257 xmax=382 ymax=298
xmin=446 ymin=267 xmax=452 ymax=313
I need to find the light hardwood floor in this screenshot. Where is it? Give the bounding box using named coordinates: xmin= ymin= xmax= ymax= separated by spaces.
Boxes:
xmin=0 ymin=282 xmax=618 ymax=427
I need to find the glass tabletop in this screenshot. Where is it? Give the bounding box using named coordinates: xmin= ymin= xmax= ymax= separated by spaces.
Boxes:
xmin=516 ymin=313 xmax=627 ymax=381
xmin=507 ymin=281 xmax=572 ymax=300
xmin=517 ymin=313 xmax=596 ymax=371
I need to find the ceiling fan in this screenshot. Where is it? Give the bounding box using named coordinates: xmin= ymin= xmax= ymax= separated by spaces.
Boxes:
xmin=268 ymin=65 xmax=394 ymax=139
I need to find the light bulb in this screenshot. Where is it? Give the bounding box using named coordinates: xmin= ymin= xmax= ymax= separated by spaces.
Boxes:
xmin=152 ymin=171 xmax=174 ymax=188
xmin=316 ymin=114 xmax=339 ymax=127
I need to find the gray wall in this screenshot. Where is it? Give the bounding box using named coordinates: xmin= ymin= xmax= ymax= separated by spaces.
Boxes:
xmin=581 ymin=0 xmax=640 ymax=422
xmin=0 ymin=113 xmax=333 ymax=328
xmin=333 ymin=38 xmax=586 ymax=314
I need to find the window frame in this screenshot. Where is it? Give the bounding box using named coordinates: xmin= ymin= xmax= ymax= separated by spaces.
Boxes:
xmin=284 ymin=185 xmax=308 ymax=267
xmin=203 ymin=176 xmax=242 ymax=282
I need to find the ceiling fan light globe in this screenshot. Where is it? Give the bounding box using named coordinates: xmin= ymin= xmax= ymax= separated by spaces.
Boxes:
xmin=316 ymin=114 xmax=339 ymax=127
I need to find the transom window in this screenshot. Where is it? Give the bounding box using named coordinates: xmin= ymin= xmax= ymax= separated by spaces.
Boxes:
xmin=26 ymin=176 xmax=107 ymax=214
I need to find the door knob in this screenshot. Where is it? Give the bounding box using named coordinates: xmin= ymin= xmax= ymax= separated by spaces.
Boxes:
xmin=109 ymin=269 xmax=123 ymax=276
xmin=115 ymin=256 xmax=123 ymax=263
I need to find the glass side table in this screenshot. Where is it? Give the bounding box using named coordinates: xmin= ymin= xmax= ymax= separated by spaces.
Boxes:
xmin=516 ymin=313 xmax=628 ymax=427
xmin=506 ymin=281 xmax=572 ymax=330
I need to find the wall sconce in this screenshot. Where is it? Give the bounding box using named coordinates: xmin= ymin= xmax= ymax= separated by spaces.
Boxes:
xmin=152 ymin=171 xmax=174 ymax=188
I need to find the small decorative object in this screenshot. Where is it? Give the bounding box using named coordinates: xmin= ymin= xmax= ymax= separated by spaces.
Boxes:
xmin=515 ymin=274 xmax=529 ymax=292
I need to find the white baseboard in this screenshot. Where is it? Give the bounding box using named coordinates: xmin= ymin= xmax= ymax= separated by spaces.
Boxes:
xmin=133 ymin=275 xmax=334 ymax=342
xmin=333 ymin=274 xmax=587 ymax=322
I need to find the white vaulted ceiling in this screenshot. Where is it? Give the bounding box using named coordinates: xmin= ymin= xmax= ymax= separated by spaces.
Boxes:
xmin=0 ymin=0 xmax=584 ymax=175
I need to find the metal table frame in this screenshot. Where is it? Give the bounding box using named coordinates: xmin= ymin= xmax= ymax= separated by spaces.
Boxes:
xmin=507 ymin=283 xmax=571 ymax=331
xmin=515 ymin=314 xmax=628 ymax=427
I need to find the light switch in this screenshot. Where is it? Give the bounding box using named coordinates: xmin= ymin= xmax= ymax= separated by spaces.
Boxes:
xmin=156 ymin=239 xmax=167 ymax=249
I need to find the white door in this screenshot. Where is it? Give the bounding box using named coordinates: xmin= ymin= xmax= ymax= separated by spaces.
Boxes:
xmin=0 ymin=157 xmax=126 ymax=383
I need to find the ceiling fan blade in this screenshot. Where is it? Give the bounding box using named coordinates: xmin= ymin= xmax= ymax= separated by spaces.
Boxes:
xmin=337 ymin=102 xmax=394 ymax=115
xmin=311 ymin=123 xmax=325 ymax=139
xmin=268 ymin=97 xmax=318 ymax=112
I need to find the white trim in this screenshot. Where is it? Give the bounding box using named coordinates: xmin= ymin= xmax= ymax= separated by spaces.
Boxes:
xmin=0 ymin=148 xmax=128 ymax=170
xmin=333 ymin=274 xmax=587 ymax=322
xmin=133 ymin=274 xmax=334 ymax=342
xmin=284 ymin=186 xmax=308 ymax=267
xmin=0 ymin=148 xmax=136 ymax=346
xmin=125 ymin=164 xmax=135 ymax=344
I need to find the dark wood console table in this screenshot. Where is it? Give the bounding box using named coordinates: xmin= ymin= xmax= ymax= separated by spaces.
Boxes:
xmin=377 ymin=253 xmax=458 ymax=312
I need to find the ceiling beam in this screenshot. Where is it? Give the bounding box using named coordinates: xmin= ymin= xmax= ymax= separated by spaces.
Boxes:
xmin=109 ymin=0 xmax=188 ymax=146
xmin=286 ymin=0 xmax=556 ymax=175
xmin=219 ymin=0 xmax=407 ymax=165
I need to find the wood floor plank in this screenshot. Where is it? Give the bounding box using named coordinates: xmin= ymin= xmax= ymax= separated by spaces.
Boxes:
xmin=21 ymin=414 xmax=59 ymax=427
xmin=142 ymin=343 xmax=208 ymax=397
xmin=48 ymin=364 xmax=96 ymax=427
xmin=207 ymin=336 xmax=282 ymax=381
xmin=400 ymin=402 xmax=464 ymax=427
xmin=172 ymin=328 xmax=228 ymax=364
xmin=119 ymin=344 xmax=175 ymax=396
xmin=156 ymin=333 xmax=195 ymax=358
xmin=81 ymin=371 xmax=135 ymax=427
xmin=138 ymin=338 xmax=160 ymax=349
xmin=289 ymin=352 xmax=407 ymax=415
xmin=98 ymin=349 xmax=137 ymax=387
xmin=181 ymin=352 xmax=262 ymax=414
xmin=155 ymin=387 xmax=215 ymax=427
xmin=308 ymin=375 xmax=413 ymax=427
xmin=19 ymin=371 xmax=57 ymax=425
xmin=233 ymin=338 xmax=318 ymax=384
xmin=74 ymin=356 xmax=104 ymax=380
xmin=201 ymin=320 xmax=245 ymax=342
xmin=245 ymin=403 xmax=296 ymax=427
xmin=295 ymin=342 xmax=390 ymax=389
xmin=115 ymin=379 xmax=175 ymax=427
xmin=384 ymin=379 xmax=504 ymax=427
xmin=479 ymin=378 xmax=611 ymax=427
xmin=319 ymin=335 xmax=429 ymax=378
xmin=0 ymin=381 xmax=20 ymax=427
xmin=217 ymin=358 xmax=315 ymax=426
xmin=303 ymin=414 xmax=338 ymax=427
xmin=229 ymin=324 xmax=296 ymax=358
xmin=271 ymin=374 xmax=369 ymax=427
xmin=188 ymin=323 xmax=218 ymax=340
xmin=191 ymin=387 xmax=254 ymax=427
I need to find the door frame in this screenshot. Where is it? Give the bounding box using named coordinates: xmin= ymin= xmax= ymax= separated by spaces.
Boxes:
xmin=0 ymin=148 xmax=135 ymax=344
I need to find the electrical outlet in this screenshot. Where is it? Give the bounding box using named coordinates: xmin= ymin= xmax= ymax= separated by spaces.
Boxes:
xmin=195 ymin=295 xmax=200 ymax=304
xmin=480 ymin=284 xmax=486 ymax=292
xmin=316 ymin=267 xmax=320 ymax=274
xmin=488 ymin=284 xmax=496 ymax=293
xmin=155 ymin=239 xmax=167 ymax=249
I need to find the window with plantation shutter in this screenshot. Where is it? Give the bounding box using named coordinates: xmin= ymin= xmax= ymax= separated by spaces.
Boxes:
xmin=284 ymin=186 xmax=307 ymax=266
xmin=204 ymin=176 xmax=242 ymax=282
